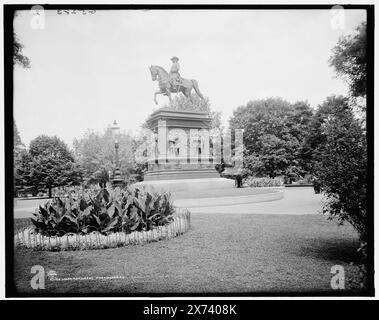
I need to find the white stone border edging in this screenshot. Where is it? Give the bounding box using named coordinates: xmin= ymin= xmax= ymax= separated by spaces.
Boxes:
xmin=14 ymin=209 xmax=191 ymax=251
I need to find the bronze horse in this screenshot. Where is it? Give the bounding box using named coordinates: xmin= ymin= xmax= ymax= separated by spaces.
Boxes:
xmin=149 ymin=65 xmax=204 ymax=105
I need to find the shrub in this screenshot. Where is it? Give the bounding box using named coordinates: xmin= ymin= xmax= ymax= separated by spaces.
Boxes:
xmin=290 ymin=174 xmax=313 ymax=185
xmin=314 ymin=97 xmax=368 ymax=289
xmin=30 ymin=186 xmax=175 ymax=236
xmin=313 ymin=97 xmax=367 ymax=241
xmin=243 ymin=177 xmax=284 ymax=188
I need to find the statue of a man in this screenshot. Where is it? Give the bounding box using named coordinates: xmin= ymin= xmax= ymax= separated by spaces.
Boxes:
xmin=169 ymin=56 xmax=181 ymax=86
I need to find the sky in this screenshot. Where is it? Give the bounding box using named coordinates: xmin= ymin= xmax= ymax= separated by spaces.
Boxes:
xmin=13 ymin=9 xmax=366 ymax=147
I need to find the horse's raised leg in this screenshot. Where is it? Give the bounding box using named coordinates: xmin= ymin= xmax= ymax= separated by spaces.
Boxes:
xmin=154 ymin=90 xmax=162 ymax=105
xmin=191 ymin=79 xmax=204 ymax=100
xmin=166 ymin=89 xmax=172 ymax=103
xmin=185 ymin=88 xmax=193 ymax=103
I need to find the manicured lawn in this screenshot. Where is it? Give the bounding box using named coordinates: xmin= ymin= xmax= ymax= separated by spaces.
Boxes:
xmin=13 ymin=213 xmax=362 ymax=295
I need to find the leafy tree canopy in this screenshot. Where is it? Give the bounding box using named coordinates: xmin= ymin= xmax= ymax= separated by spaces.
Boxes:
xmin=73 ymin=127 xmax=135 ymax=185
xmin=14 ymin=32 xmax=30 ymax=68
xmin=14 ymin=119 xmax=23 ymax=149
xmin=29 ymin=135 xmax=74 ymax=161
xmin=229 ymin=97 xmax=313 ymax=179
xmin=13 ymin=120 xmax=26 ymax=195
xmin=158 ymin=93 xmax=222 ymax=129
xmin=313 ymin=95 xmax=367 ymax=241
xmin=16 ymin=135 xmax=82 ymax=197
xmin=329 ymin=22 xmax=366 ymax=98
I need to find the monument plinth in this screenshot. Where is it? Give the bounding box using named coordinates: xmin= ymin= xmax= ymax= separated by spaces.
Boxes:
xmin=144 ymin=108 xmax=220 ymax=181
xmin=134 ymin=108 xmax=234 ymax=193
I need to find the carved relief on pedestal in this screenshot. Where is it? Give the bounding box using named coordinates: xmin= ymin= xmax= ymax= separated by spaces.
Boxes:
xmin=167 ymin=128 xmax=188 ymax=164
xmin=144 ymin=109 xmax=219 ymax=181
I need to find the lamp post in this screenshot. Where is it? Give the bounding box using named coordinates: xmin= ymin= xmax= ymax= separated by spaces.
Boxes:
xmin=111 ymin=120 xmax=123 ymax=187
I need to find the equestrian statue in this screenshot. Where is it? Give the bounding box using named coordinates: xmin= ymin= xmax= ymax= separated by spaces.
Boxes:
xmin=149 ymin=56 xmax=204 ymax=105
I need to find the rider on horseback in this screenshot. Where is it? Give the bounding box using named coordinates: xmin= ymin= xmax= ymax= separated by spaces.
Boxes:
xmin=169 ymin=56 xmax=182 ymax=88
xmin=149 ymin=60 xmax=204 ymax=104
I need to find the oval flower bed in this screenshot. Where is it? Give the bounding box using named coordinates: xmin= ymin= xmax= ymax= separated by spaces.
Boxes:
xmin=15 ymin=212 xmax=190 ymax=251
xmin=14 ymin=186 xmax=191 ymax=251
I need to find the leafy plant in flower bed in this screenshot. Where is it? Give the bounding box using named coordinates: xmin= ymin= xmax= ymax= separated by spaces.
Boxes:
xmin=243 ymin=176 xmax=284 ymax=188
xmin=30 ymin=187 xmax=175 ymax=236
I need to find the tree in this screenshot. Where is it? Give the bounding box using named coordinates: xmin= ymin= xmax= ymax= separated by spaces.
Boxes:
xmin=329 ymin=22 xmax=366 ymax=99
xmin=312 ymin=95 xmax=368 ymax=288
xmin=14 ymin=32 xmax=30 ymax=68
xmin=14 ymin=149 xmax=32 ymax=196
xmin=73 ymin=128 xmax=135 ymax=186
xmin=13 ymin=31 xmax=32 ymax=195
xmin=21 ymin=135 xmax=82 ymax=197
xmin=14 ymin=119 xmax=23 ymax=150
xmin=13 ymin=120 xmax=26 ymax=196
xmin=14 ymin=119 xmax=25 ymax=164
xmin=301 ymin=96 xmax=348 ymax=174
xmin=327 ymin=22 xmax=369 ymax=288
xmin=313 ymin=95 xmax=367 ymax=240
xmin=159 ymin=93 xmax=222 ymax=129
xmin=229 ymin=97 xmax=313 ymax=180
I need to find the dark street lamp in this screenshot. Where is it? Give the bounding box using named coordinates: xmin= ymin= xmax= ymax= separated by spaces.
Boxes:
xmin=111 ymin=120 xmax=123 ymax=187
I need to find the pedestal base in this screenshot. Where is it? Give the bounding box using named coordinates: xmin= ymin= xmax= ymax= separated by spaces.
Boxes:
xmin=144 ymin=168 xmax=220 ymax=181
xmin=133 ymin=177 xmax=235 ymax=194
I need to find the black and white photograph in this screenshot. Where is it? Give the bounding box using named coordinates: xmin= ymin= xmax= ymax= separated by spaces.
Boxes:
xmin=3 ymin=3 xmax=374 ymax=301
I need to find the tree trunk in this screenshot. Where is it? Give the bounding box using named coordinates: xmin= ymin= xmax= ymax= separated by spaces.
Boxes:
xmin=48 ymin=187 xmax=52 ymax=198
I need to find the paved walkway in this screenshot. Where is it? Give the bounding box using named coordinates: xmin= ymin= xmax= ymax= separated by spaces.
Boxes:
xmin=14 ymin=187 xmax=322 ymax=219
xmin=180 ymin=187 xmax=324 ymax=215
xmin=14 ymin=198 xmax=45 ymax=219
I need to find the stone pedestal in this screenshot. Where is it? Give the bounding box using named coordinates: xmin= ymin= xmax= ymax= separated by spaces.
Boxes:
xmin=143 ymin=108 xmax=220 ymax=181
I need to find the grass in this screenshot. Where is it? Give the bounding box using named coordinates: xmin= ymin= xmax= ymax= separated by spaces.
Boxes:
xmin=13 ymin=213 xmax=362 ymax=295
